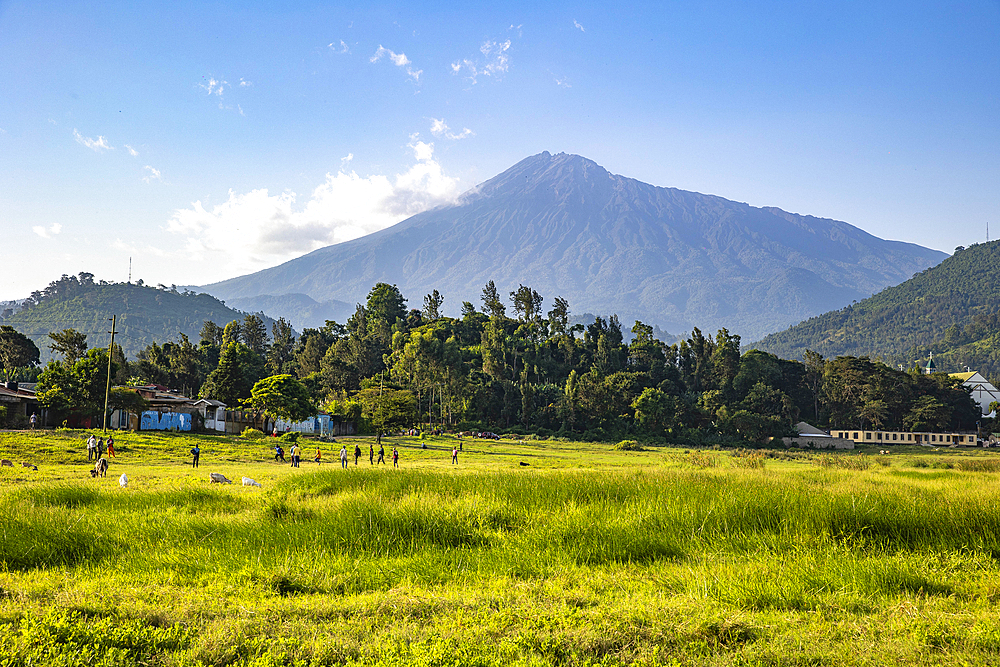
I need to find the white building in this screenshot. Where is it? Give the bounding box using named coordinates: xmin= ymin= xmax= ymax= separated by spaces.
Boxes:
xmin=949 ymin=371 xmax=1000 ymax=416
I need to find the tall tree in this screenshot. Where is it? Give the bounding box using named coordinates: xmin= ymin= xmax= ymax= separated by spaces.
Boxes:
xmin=0 ymin=326 xmax=40 ymax=382
xmin=422 ymin=290 xmax=444 ymax=321
xmin=200 ymin=342 xmax=266 ymax=405
xmin=481 ymin=281 xmax=506 ymax=319
xmin=48 ymin=328 xmax=88 ymax=365
xmin=243 ymin=374 xmax=317 ymax=424
xmin=267 ymin=318 xmax=296 ymax=375
xmin=242 ymin=313 xmax=269 ymax=356
xmin=510 ymin=285 xmax=543 ymax=323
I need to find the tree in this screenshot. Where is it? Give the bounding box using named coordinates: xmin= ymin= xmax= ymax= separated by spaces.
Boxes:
xmin=200 ymin=320 xmax=224 ymax=347
xmin=510 ymin=284 xmax=543 ymax=323
xmin=0 ymin=326 xmax=40 ymax=382
xmin=48 ymin=328 xmax=88 ymax=365
xmin=355 ymin=386 xmax=416 ymax=432
xmin=242 ymin=313 xmax=269 ymax=356
xmin=903 ymin=396 xmax=951 ymax=432
xmin=422 ymin=290 xmax=444 ymax=321
xmin=243 ymin=374 xmax=317 ymax=424
xmin=200 ymin=342 xmax=266 ymax=405
xmin=107 ymin=387 xmax=150 ymax=424
xmin=221 ymin=320 xmax=242 ymax=347
xmin=36 ymin=348 xmax=117 ymax=421
xmin=548 ymin=297 xmax=570 ymax=337
xmin=267 ymin=318 xmax=296 ymax=375
xmin=481 ymin=281 xmax=506 ymax=319
xmin=365 ymin=283 xmax=407 ymax=330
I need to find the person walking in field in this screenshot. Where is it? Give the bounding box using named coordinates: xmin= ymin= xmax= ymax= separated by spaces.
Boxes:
xmin=190 ymin=444 xmax=200 ymax=468
xmin=87 ymin=435 xmax=97 ymax=461
xmin=106 ymin=434 xmax=116 ymax=458
xmin=354 ymin=444 xmax=361 ymax=465
xmin=314 ymin=448 xmax=322 ymax=464
xmin=369 ymin=444 xmax=374 ymax=465
xmin=274 ymin=445 xmax=285 ymax=462
xmin=29 ymin=413 xmax=37 ymax=430
xmin=452 ymin=447 xmax=458 ymax=464
xmin=392 ymin=447 xmax=399 ymax=468
xmin=340 ymin=445 xmax=348 ymax=469
xmin=377 ymin=444 xmax=385 ymax=465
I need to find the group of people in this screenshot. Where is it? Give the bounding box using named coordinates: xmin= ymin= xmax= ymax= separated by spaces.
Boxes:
xmin=86 ymin=433 xmax=116 ymax=460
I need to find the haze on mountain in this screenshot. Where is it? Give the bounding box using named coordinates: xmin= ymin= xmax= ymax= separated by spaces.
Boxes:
xmin=204 ymin=152 xmax=946 ymax=340
xmin=755 ymin=241 xmax=1000 ymax=380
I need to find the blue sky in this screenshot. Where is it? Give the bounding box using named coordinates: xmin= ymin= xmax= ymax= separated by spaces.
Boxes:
xmin=1 ymin=0 xmax=998 ymax=300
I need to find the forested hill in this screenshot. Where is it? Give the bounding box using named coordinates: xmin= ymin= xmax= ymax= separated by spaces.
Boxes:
xmin=2 ymin=274 xmax=277 ymax=361
xmin=755 ymin=241 xmax=1000 ymax=371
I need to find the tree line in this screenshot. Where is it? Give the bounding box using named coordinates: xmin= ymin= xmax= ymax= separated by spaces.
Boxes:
xmin=0 ymin=280 xmax=984 ymax=441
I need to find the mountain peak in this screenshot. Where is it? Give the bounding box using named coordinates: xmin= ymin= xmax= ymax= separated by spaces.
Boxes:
xmin=204 ymin=153 xmax=946 ymax=339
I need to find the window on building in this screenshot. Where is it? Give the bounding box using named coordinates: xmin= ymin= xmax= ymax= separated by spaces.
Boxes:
xmin=892 ymin=433 xmax=898 ymax=440
xmin=853 ymin=432 xmax=859 ymax=440
xmin=877 ymin=432 xmax=882 ymax=440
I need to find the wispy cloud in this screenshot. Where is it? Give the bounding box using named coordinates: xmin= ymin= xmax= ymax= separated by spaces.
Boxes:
xmin=371 ymin=45 xmax=422 ymax=82
xmin=239 ymin=77 xmax=252 ymax=87
xmin=33 ymin=223 xmax=62 ymax=239
xmin=341 ymin=153 xmax=354 ymax=167
xmin=125 ymin=144 xmax=139 ymax=157
xmin=165 ymin=140 xmax=460 ymax=280
xmin=198 ymin=75 xmax=227 ymax=96
xmin=73 ymin=129 xmax=112 ymax=152
xmin=429 ymin=118 xmax=473 ymax=140
xmin=142 ymin=166 xmax=161 ymax=183
xmin=573 ymin=19 xmax=585 ymax=32
xmin=554 ymin=76 xmax=571 ymax=88
xmin=451 ymin=39 xmax=511 ymax=84
xmin=329 ymin=40 xmax=350 ymax=54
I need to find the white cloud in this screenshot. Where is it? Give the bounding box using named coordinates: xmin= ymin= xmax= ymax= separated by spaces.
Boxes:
xmin=451 ymin=39 xmax=511 ymax=84
xmin=573 ymin=19 xmax=585 ymax=32
xmin=371 ymin=45 xmax=422 ymax=82
xmin=329 ymin=40 xmax=350 ymax=54
xmin=125 ymin=144 xmax=139 ymax=157
xmin=165 ymin=142 xmax=460 ymax=279
xmin=198 ymin=76 xmax=227 ymax=96
xmin=32 ymin=223 xmax=62 ymax=239
xmin=555 ymin=76 xmax=571 ymax=88
xmin=429 ymin=118 xmax=473 ymax=140
xmin=239 ymin=78 xmax=252 ymax=87
xmin=341 ymin=153 xmax=354 ymax=167
xmin=142 ymin=165 xmax=162 ymax=183
xmin=73 ymin=129 xmax=112 ymax=152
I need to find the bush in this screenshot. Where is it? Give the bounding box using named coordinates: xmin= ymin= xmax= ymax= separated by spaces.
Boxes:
xmin=279 ymin=431 xmax=301 ymax=444
xmin=614 ymin=440 xmax=643 ymax=452
xmin=240 ymin=427 xmax=266 ymax=440
xmin=731 ymin=449 xmax=766 ymax=469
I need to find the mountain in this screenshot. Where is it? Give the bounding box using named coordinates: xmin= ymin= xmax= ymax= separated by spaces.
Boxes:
xmin=4 ymin=276 xmax=279 ymax=362
xmin=225 ymin=293 xmax=353 ymax=331
xmin=204 ymin=152 xmax=946 ymax=340
xmin=754 ymin=241 xmax=1000 ymax=373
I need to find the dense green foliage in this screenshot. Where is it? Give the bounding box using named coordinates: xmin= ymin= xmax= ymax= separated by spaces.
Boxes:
xmin=756 ymin=241 xmax=1000 ymax=378
xmin=2 ymin=273 xmax=278 ymax=361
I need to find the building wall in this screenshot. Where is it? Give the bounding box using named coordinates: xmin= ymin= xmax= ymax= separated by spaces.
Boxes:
xmin=830 ymin=429 xmax=979 ymax=446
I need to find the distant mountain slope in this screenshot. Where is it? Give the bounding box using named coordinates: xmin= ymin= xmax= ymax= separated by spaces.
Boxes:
xmin=4 ymin=276 xmax=276 ymax=362
xmin=755 ymin=241 xmax=1000 ymax=366
xmin=225 ymin=293 xmax=353 ymax=331
xmin=204 ymin=152 xmax=946 ymax=340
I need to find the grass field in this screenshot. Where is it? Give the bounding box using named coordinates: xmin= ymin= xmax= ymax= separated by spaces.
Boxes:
xmin=3 ymin=429 xmax=1000 ymax=665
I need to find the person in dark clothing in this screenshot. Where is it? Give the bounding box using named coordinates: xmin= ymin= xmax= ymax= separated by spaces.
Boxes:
xmin=354 ymin=444 xmax=361 ymax=465
xmin=369 ymin=444 xmax=374 ymax=465
xmin=191 ymin=445 xmax=200 ymax=468
xmin=275 ymin=445 xmax=286 ymax=462
xmin=377 ymin=445 xmax=385 ymax=465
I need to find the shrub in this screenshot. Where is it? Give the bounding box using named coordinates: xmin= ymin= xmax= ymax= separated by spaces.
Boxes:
xmin=279 ymin=431 xmax=301 ymax=444
xmin=240 ymin=427 xmax=266 ymax=440
xmin=614 ymin=440 xmax=643 ymax=451
xmin=955 ymin=459 xmax=1000 ymax=472
xmin=732 ymin=449 xmax=766 ymax=469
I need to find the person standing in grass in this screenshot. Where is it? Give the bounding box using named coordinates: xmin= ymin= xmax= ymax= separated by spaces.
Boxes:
xmin=97 ymin=437 xmax=105 ymax=459
xmin=290 ymin=443 xmax=300 ymax=468
xmin=354 ymin=444 xmax=361 ymax=465
xmin=340 ymin=445 xmax=348 ymax=469
xmin=107 ymin=435 xmax=116 ymax=458
xmin=452 ymin=447 xmax=458 ymax=464
xmin=377 ymin=444 xmax=385 ymax=465
xmin=87 ymin=435 xmax=97 ymax=461
xmin=369 ymin=443 xmax=375 ymax=465
xmin=29 ymin=412 xmax=37 ymax=430
xmin=392 ymin=447 xmax=399 ymax=468
xmin=190 ymin=445 xmax=200 ymax=468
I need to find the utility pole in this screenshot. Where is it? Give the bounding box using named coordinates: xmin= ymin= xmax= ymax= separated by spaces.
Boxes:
xmin=102 ymin=315 xmax=117 ymax=432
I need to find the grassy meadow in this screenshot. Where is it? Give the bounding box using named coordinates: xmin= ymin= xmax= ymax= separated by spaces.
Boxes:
xmin=3 ymin=430 xmax=1000 ymax=665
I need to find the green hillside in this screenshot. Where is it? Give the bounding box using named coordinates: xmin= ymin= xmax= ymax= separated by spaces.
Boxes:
xmin=3 ymin=274 xmax=274 ymax=361
xmin=755 ymin=241 xmax=1000 ymax=372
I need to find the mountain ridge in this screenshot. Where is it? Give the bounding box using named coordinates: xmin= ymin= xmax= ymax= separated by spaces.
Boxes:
xmin=204 ymin=152 xmax=946 ymax=339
